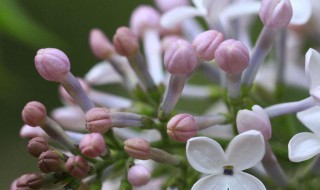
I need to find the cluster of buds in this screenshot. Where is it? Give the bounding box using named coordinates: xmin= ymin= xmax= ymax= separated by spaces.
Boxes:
xmin=11 ymin=0 xmax=320 ymax=189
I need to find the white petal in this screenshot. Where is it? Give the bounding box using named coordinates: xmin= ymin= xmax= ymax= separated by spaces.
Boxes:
xmin=297 ymin=106 xmax=320 ymax=135
xmin=226 ymin=130 xmax=265 ymax=171
xmin=84 ymin=61 xmax=122 ymax=85
xmin=192 ymin=0 xmax=207 ymax=15
xmin=160 ymin=6 xmax=203 ymax=29
xmin=288 ymin=132 xmax=320 ymax=162
xmin=186 ymin=137 xmax=225 ymax=174
xmin=89 ymin=90 xmax=132 ymax=109
xmin=51 ymin=106 xmax=86 ymax=132
xmin=65 ymin=131 xmax=85 ymax=144
xmin=305 ymin=48 xmax=320 ymax=92
xmin=220 ymin=1 xmax=260 ymax=21
xmin=191 ymin=175 xmax=227 ymax=190
xmin=290 ymin=0 xmax=312 ymax=25
xmin=227 ymin=172 xmax=266 ymax=190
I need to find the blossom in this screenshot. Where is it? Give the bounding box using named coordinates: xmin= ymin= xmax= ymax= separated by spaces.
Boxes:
xmin=186 ymin=130 xmax=266 ymax=190
xmin=305 ymin=48 xmax=320 ymax=102
xmin=288 ymin=106 xmax=320 ymax=162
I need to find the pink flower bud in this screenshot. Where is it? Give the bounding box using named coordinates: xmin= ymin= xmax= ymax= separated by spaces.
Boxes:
xmin=130 ymin=5 xmax=160 ymax=36
xmin=161 ymin=35 xmax=183 ymax=52
xmin=236 ymin=105 xmax=272 ymax=140
xmin=65 ymin=156 xmax=90 ymax=179
xmin=164 ymin=39 xmax=197 ymax=75
xmin=214 ymin=39 xmax=250 ymax=74
xmin=38 ymin=150 xmax=64 ymax=173
xmin=89 ymin=28 xmax=115 ymax=59
xmin=85 ymin=107 xmax=111 ymax=133
xmin=154 ymin=0 xmax=189 ymax=12
xmin=79 ymin=133 xmax=107 ymax=158
xmin=167 ymin=114 xmax=198 ymax=142
xmin=113 ymin=27 xmax=140 ymax=57
xmin=27 ymin=137 xmax=49 ymax=157
xmin=15 ymin=174 xmax=31 ymax=190
xmin=22 ymin=101 xmax=47 ymax=127
xmin=34 ymin=48 xmax=70 ymax=82
xmin=59 ymin=78 xmax=90 ymax=105
xmin=124 ymin=138 xmax=151 ymax=160
xmin=259 ymin=0 xmax=293 ymax=29
xmin=26 ymin=173 xmax=44 ymax=189
xmin=127 ymin=164 xmax=151 ymax=187
xmin=192 ymin=30 xmax=224 ymax=61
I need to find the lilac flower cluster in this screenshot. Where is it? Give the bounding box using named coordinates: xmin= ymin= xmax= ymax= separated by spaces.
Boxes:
xmin=11 ymin=0 xmax=320 ymax=189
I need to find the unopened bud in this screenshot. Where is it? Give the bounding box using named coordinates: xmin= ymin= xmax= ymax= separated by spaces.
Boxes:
xmin=16 ymin=174 xmax=32 ymax=190
xmin=65 ymin=156 xmax=90 ymax=179
xmin=89 ymin=28 xmax=115 ymax=59
xmin=27 ymin=137 xmax=49 ymax=157
xmin=130 ymin=5 xmax=160 ymax=36
xmin=79 ymin=133 xmax=107 ymax=158
xmin=22 ymin=101 xmax=47 ymax=127
xmin=167 ymin=114 xmax=198 ymax=142
xmin=127 ymin=164 xmax=151 ymax=187
xmin=38 ymin=150 xmax=64 ymax=173
xmin=26 ymin=173 xmax=44 ymax=189
xmin=113 ymin=27 xmax=140 ymax=57
xmin=85 ymin=107 xmax=111 ymax=133
xmin=34 ymin=48 xmax=70 ymax=82
xmin=124 ymin=138 xmax=151 ymax=160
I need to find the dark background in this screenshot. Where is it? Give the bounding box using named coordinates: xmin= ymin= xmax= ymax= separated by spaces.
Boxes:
xmin=0 ymin=0 xmax=149 ymax=187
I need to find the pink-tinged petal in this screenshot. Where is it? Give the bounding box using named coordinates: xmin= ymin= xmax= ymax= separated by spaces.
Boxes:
xmin=297 ymin=106 xmax=320 ymax=135
xmin=288 ymin=132 xmax=320 ymax=162
xmin=191 ymin=175 xmax=227 ymax=190
xmin=51 ymin=106 xmax=86 ymax=132
xmin=160 ymin=6 xmax=203 ymax=29
xmin=290 ymin=0 xmax=312 ymax=25
xmin=226 ymin=130 xmax=265 ymax=171
xmin=226 ymin=172 xmax=266 ymax=190
xmin=84 ymin=62 xmax=122 ymax=85
xmin=192 ymin=0 xmax=207 ymax=15
xmin=186 ymin=137 xmax=225 ymax=174
xmin=305 ymin=48 xmax=320 ymax=92
xmin=220 ymin=1 xmax=260 ymax=21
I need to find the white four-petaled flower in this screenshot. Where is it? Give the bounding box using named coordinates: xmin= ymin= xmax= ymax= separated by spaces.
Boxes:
xmin=186 ymin=130 xmax=266 ymax=190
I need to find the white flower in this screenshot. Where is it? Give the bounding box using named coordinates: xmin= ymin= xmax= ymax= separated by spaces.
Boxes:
xmin=288 ymin=106 xmax=320 ymax=162
xmin=186 ymin=130 xmax=266 ymax=190
xmin=305 ymin=48 xmax=320 ymax=102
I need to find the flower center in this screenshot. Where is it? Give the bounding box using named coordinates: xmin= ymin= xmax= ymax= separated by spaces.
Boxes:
xmin=223 ymin=165 xmax=234 ymax=175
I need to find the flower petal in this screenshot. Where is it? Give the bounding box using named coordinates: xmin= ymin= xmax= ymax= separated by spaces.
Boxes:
xmin=84 ymin=61 xmax=122 ymax=85
xmin=226 ymin=130 xmax=265 ymax=171
xmin=305 ymin=48 xmax=320 ymax=92
xmin=297 ymin=106 xmax=320 ymax=135
xmin=220 ymin=1 xmax=260 ymax=21
xmin=186 ymin=137 xmax=225 ymax=174
xmin=227 ymin=172 xmax=266 ymax=190
xmin=290 ymin=0 xmax=312 ymax=25
xmin=160 ymin=6 xmax=203 ymax=29
xmin=192 ymin=0 xmax=207 ymax=15
xmin=288 ymin=132 xmax=320 ymax=162
xmin=191 ymin=175 xmax=227 ymax=190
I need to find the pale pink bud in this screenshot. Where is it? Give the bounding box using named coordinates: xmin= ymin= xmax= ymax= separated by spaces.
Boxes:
xmin=154 ymin=0 xmax=189 ymax=12
xmin=214 ymin=39 xmax=250 ymax=74
xmin=38 ymin=150 xmax=64 ymax=173
xmin=113 ymin=27 xmax=140 ymax=57
xmin=164 ymin=39 xmax=197 ymax=75
xmin=161 ymin=35 xmax=183 ymax=52
xmin=22 ymin=101 xmax=47 ymax=127
xmin=259 ymin=0 xmax=293 ymax=29
xmin=34 ymin=48 xmax=70 ymax=82
xmin=15 ymin=174 xmax=32 ymax=190
xmin=236 ymin=105 xmax=272 ymax=140
xmin=124 ymin=138 xmax=151 ymax=160
xmin=167 ymin=114 xmax=198 ymax=142
xmin=27 ymin=137 xmax=49 ymax=157
xmin=85 ymin=107 xmax=111 ymax=133
xmin=193 ymin=30 xmax=224 ymax=61
xmin=127 ymin=164 xmax=151 ymax=187
xmin=10 ymin=179 xmax=19 ymax=190
xmin=89 ymin=28 xmax=115 ymax=59
xmin=130 ymin=5 xmax=160 ymax=36
xmin=65 ymin=156 xmax=90 ymax=179
xmin=79 ymin=133 xmax=107 ymax=158
xmin=59 ymin=78 xmax=90 ymax=105
xmin=26 ymin=173 xmax=44 ymax=189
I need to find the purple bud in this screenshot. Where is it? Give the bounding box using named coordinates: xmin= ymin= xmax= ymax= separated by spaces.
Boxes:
xmin=127 ymin=164 xmax=151 ymax=187
xmin=15 ymin=174 xmax=32 ymax=190
xmin=89 ymin=28 xmax=115 ymax=59
xmin=85 ymin=107 xmax=112 ymax=133
xmin=22 ymin=101 xmax=47 ymax=127
xmin=34 ymin=48 xmax=70 ymax=82
xmin=130 ymin=5 xmax=160 ymax=36
xmin=26 ymin=173 xmax=44 ymax=189
xmin=27 ymin=137 xmax=49 ymax=157
xmin=65 ymin=156 xmax=90 ymax=179
xmin=79 ymin=133 xmax=107 ymax=158
xmin=161 ymin=35 xmax=183 ymax=52
xmin=193 ymin=30 xmax=224 ymax=61
xmin=167 ymin=114 xmax=198 ymax=142
xmin=113 ymin=27 xmax=140 ymax=57
xmin=38 ymin=150 xmax=64 ymax=173
xmin=214 ymin=39 xmax=250 ymax=74
xmin=164 ymin=39 xmax=197 ymax=75
xmin=259 ymin=0 xmax=293 ymax=29
xmin=124 ymin=138 xmax=151 ymax=160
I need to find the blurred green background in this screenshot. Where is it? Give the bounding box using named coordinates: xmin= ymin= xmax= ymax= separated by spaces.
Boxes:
xmin=0 ymin=0 xmax=149 ymax=187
